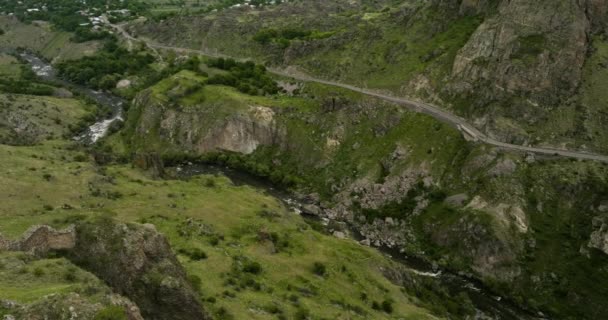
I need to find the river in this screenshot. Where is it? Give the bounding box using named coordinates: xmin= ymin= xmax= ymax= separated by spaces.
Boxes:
xmin=21 ymin=52 xmax=544 ymax=320
xmin=18 ymin=52 xmax=124 ymax=143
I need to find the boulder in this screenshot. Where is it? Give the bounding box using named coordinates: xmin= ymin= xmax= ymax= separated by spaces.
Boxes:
xmin=588 ymin=217 xmax=608 ymax=255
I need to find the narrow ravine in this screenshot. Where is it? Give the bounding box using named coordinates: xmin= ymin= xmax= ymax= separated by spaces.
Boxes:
xmin=18 ymin=52 xmax=124 ymax=143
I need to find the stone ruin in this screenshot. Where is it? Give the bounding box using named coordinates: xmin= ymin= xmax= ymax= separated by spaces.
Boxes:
xmin=0 ymin=225 xmax=76 ymax=255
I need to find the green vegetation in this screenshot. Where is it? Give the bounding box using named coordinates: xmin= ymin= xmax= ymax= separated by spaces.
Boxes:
xmin=94 ymin=306 xmax=128 ymax=320
xmin=0 ymin=253 xmax=110 ymax=303
xmin=0 ymin=139 xmax=439 ymax=319
xmin=0 ymin=58 xmax=437 ymax=318
xmin=511 ymin=34 xmax=547 ymax=62
xmin=206 ymin=57 xmax=279 ymax=95
xmin=0 ymin=94 xmax=97 ymax=145
xmin=0 ymin=16 xmax=102 ymax=62
xmin=0 ymin=0 xmax=147 ymax=31
xmin=57 ymin=39 xmax=154 ymax=89
xmin=253 ymin=28 xmax=334 ymax=48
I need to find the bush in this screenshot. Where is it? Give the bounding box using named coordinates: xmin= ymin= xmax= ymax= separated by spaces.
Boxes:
xmin=178 ymin=247 xmax=208 ymax=261
xmin=294 ymin=307 xmax=310 ymax=320
xmin=381 ymin=299 xmax=394 ymax=313
xmin=188 ymin=274 xmax=203 ymax=293
xmin=33 ymin=267 xmax=45 ymax=277
xmin=312 ymin=262 xmax=326 ymax=276
xmin=243 ymin=261 xmax=262 ymax=275
xmin=64 ymin=268 xmax=77 ymax=282
xmin=94 ymin=306 xmax=127 ymax=320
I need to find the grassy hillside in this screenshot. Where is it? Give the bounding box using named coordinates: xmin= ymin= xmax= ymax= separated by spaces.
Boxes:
xmin=0 ymin=55 xmax=440 ymax=318
xmin=0 ymin=16 xmax=100 ymax=61
xmin=0 ymin=139 xmax=441 ymax=319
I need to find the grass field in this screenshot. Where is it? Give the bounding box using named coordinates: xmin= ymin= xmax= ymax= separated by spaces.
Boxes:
xmin=0 ymin=252 xmax=111 ymax=303
xmin=0 ymin=54 xmax=21 ymax=78
xmin=0 ymin=137 xmax=439 ymax=319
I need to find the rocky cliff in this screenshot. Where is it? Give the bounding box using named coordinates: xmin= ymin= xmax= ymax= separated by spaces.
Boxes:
xmin=67 ymin=218 xmax=209 ymax=320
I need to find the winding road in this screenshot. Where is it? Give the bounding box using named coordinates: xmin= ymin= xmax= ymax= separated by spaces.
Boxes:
xmin=109 ymin=22 xmax=608 ymax=163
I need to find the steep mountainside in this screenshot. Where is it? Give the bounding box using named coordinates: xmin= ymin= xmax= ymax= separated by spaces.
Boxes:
xmin=123 ymin=66 xmax=608 ymax=319
xmin=132 ymin=0 xmax=608 ymax=152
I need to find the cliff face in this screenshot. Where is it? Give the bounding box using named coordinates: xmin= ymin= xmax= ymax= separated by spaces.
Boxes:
xmin=130 ymin=89 xmax=282 ymax=155
xmin=67 ymin=219 xmax=209 ymax=320
xmin=451 ymin=1 xmax=589 ymax=105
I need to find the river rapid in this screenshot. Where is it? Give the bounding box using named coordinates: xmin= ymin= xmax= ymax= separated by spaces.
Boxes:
xmin=21 ymin=52 xmax=544 ymax=320
xmin=18 ymin=52 xmax=124 ymax=143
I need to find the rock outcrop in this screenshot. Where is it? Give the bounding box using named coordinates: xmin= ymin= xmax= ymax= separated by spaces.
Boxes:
xmin=451 ymin=0 xmax=590 ymax=106
xmin=589 ymin=216 xmax=608 ymax=255
xmin=131 ymin=90 xmax=283 ymax=155
xmin=67 ymin=219 xmax=210 ymax=320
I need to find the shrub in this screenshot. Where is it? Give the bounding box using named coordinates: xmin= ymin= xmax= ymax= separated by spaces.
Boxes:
xmin=179 ymin=247 xmax=208 ymax=261
xmin=64 ymin=268 xmax=77 ymax=282
xmin=294 ymin=307 xmax=310 ymax=320
xmin=381 ymin=299 xmax=394 ymax=313
xmin=204 ymin=178 xmax=216 ymax=188
xmin=188 ymin=274 xmax=203 ymax=293
xmin=243 ymin=261 xmax=262 ymax=274
xmin=94 ymin=306 xmax=127 ymax=320
xmin=33 ymin=267 xmax=45 ymax=277
xmin=312 ymin=262 xmax=326 ymax=276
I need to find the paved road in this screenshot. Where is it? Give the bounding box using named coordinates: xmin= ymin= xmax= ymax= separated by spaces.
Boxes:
xmin=109 ymin=23 xmax=608 ymax=163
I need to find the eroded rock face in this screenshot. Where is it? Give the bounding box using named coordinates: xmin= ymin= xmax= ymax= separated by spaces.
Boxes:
xmin=67 ymin=219 xmax=209 ymax=320
xmin=195 ymin=106 xmax=279 ymax=154
xmin=451 ymin=0 xmax=590 ymax=107
xmin=132 ymin=90 xmax=282 ymax=155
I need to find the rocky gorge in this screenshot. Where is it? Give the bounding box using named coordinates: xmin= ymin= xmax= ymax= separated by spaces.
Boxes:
xmin=122 ymin=64 xmax=608 ymax=318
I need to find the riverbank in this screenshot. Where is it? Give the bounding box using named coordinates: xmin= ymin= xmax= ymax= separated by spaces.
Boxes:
xmin=168 ymin=160 xmax=543 ymax=320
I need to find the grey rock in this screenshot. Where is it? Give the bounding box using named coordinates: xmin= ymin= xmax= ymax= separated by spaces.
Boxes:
xmin=332 ymin=231 xmax=347 ymax=239
xmin=444 ymin=193 xmax=469 ymax=207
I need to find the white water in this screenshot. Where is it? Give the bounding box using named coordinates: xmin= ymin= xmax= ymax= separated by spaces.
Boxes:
xmin=20 ymin=52 xmax=125 ymax=144
xmin=82 ymin=112 xmax=124 ymax=143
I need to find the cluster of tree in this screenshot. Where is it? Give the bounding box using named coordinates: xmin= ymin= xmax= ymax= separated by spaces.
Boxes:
xmin=205 ymin=57 xmax=279 ymax=95
xmin=253 ymin=28 xmax=334 ymax=48
xmin=56 ymin=40 xmax=154 ymax=90
xmin=161 ymin=151 xmax=302 ymax=188
xmin=72 ymin=28 xmax=112 ymax=43
xmin=0 ymin=65 xmax=53 ymax=95
xmin=0 ymin=78 xmax=54 ymax=95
